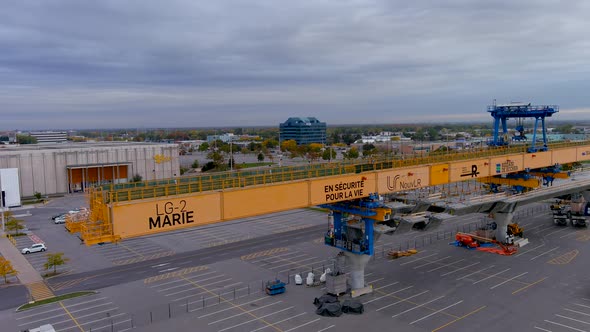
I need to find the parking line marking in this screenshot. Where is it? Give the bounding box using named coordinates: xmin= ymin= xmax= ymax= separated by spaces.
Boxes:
xmin=533 ymin=327 xmax=552 ymax=332
xmin=376 ymin=290 xmax=429 ymax=312
xmin=441 ymin=262 xmax=480 ymax=277
xmin=59 ymin=301 xmax=84 ymax=332
xmin=198 ymin=297 xmax=268 ymax=318
xmin=490 ymin=272 xmax=528 ymax=289
xmin=117 ymin=243 xmax=145 ymax=258
xmin=208 ymin=301 xmax=283 ymax=325
xmin=573 ymin=303 xmax=590 ymax=309
xmin=400 ymin=253 xmax=439 ymax=266
xmin=218 ymin=307 xmax=294 ymax=332
xmin=392 ymin=296 xmax=445 ymax=318
xmin=374 ymin=282 xmax=399 ymax=290
xmin=544 ymin=319 xmax=586 ymax=332
xmin=456 ymin=265 xmax=495 ymax=281
xmin=512 ymin=277 xmax=548 ymax=295
xmin=556 ymin=314 xmax=590 ymax=325
xmin=367 ymin=277 xmax=385 ymax=284
xmin=411 ymin=300 xmax=463 ymax=325
xmin=530 ymin=247 xmax=560 ymax=260
xmin=414 ymin=256 xmax=452 ymax=269
xmin=250 ymin=312 xmax=308 ymax=332
xmin=427 ymin=259 xmax=465 ymax=272
xmin=545 ymin=227 xmax=569 ymax=237
xmin=364 ymin=286 xmax=413 ymax=305
xmin=514 ymin=243 xmax=546 ymax=257
xmin=283 ymin=318 xmax=321 ymax=332
xmin=431 ymin=305 xmax=486 ymax=332
xmin=317 ymin=326 xmax=335 ymax=332
xmin=565 ymin=308 xmax=590 ymax=317
xmin=472 ymin=268 xmax=511 ymax=284
xmin=179 ymin=275 xmax=283 ymax=332
xmin=16 ymin=306 xmax=64 ymax=319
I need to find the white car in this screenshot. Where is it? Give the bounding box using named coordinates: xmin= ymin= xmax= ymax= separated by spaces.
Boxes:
xmin=21 ymin=243 xmax=47 ymax=254
xmin=54 ymin=216 xmax=66 ymax=224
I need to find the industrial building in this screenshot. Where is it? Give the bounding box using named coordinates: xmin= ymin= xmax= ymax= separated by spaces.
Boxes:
xmin=279 ymin=117 xmax=327 ymax=145
xmin=0 ymin=142 xmax=179 ymax=198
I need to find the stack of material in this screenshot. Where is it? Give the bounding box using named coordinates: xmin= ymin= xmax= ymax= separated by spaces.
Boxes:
xmin=313 ymin=295 xmax=364 ymax=317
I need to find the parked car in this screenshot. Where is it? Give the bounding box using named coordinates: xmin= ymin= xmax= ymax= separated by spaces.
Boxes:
xmin=21 ymin=243 xmax=47 ymax=254
xmin=54 ymin=216 xmax=66 ymax=224
xmin=50 ymin=213 xmax=66 ymax=221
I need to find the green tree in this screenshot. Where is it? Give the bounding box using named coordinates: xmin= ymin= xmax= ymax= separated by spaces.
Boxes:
xmin=257 ymin=153 xmax=265 ymax=162
xmin=4 ymin=212 xmax=24 ymax=236
xmin=207 ymin=150 xmax=225 ymax=165
xmin=34 ymin=192 xmax=42 ymax=202
xmin=16 ymin=134 xmax=38 ymax=144
xmin=322 ymin=148 xmax=337 ymax=161
xmin=44 ymin=253 xmax=69 ymax=275
xmin=191 ymin=160 xmax=200 ymax=169
xmin=343 ymin=147 xmax=359 ymax=160
xmin=0 ymin=257 xmax=17 ymax=284
xmin=198 ymin=142 xmax=210 ymax=152
xmin=132 ymin=174 xmax=143 ymax=182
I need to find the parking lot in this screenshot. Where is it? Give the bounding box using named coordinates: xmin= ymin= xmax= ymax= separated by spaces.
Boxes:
xmin=15 ymin=293 xmax=132 ymax=332
xmin=4 ymin=196 xmax=590 ymax=332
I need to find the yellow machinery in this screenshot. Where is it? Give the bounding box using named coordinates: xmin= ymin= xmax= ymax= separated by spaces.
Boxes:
xmin=67 ymin=141 xmax=590 ymax=246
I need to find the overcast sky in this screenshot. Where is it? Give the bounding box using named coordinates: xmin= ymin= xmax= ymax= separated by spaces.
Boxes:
xmin=1 ymin=0 xmax=590 ymax=130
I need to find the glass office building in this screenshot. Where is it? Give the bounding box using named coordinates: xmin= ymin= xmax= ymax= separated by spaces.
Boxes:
xmin=279 ymin=117 xmax=327 ymax=145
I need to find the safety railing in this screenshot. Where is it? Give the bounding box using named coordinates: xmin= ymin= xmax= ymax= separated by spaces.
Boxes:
xmin=92 ymin=140 xmax=590 ymax=205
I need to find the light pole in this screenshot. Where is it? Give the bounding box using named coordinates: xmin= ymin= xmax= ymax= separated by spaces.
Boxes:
xmin=0 ymin=188 xmax=4 ymax=233
xmin=229 ymin=138 xmax=233 ymax=171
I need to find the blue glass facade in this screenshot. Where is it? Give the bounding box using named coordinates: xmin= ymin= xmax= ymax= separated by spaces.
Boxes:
xmin=279 ymin=117 xmax=327 ymax=145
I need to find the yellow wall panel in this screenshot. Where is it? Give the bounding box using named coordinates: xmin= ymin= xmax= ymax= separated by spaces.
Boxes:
xmin=524 ymin=151 xmax=551 ymax=169
xmin=112 ymin=193 xmax=222 ymax=238
xmin=223 ymin=182 xmax=309 ymax=219
xmin=449 ymin=159 xmax=490 ymax=182
xmin=577 ymin=147 xmax=590 ymax=161
xmin=310 ymin=174 xmax=374 ymax=205
xmin=553 ymin=148 xmax=576 ymax=164
xmin=490 ymin=154 xmax=524 ymax=175
xmin=376 ymin=166 xmax=429 ymax=193
xmin=430 ymin=164 xmax=449 ymax=185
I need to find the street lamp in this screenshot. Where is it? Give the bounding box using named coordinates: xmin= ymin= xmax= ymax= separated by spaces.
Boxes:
xmin=229 ymin=138 xmax=233 ymax=171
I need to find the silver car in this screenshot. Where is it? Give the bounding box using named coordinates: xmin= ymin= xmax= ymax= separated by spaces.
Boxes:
xmin=21 ymin=243 xmax=47 ymax=254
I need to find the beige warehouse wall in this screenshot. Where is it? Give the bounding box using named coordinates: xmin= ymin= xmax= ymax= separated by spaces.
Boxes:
xmin=0 ymin=143 xmax=180 ymax=197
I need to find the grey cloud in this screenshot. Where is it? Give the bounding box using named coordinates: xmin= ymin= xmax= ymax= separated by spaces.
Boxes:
xmin=1 ymin=0 xmax=590 ymax=129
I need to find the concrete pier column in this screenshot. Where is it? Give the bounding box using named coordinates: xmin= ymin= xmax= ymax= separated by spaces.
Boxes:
xmin=493 ymin=212 xmax=514 ymax=243
xmin=343 ymin=252 xmax=372 ymax=297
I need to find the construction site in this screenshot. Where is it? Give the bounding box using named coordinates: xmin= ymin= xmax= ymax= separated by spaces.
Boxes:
xmin=5 ymin=103 xmax=590 ymax=332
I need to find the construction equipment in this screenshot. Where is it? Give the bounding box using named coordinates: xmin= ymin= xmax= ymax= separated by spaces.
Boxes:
xmin=454 ymin=232 xmax=518 ymax=255
xmin=507 ymin=223 xmax=524 ymax=238
xmin=487 ymin=102 xmax=558 ymax=152
xmin=388 ymin=249 xmax=418 ymax=259
xmin=265 ymin=279 xmax=286 ymax=296
xmin=550 ymin=197 xmax=589 ymax=227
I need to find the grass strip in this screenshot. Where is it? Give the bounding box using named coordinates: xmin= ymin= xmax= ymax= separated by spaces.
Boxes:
xmin=18 ymin=291 xmax=96 ymax=311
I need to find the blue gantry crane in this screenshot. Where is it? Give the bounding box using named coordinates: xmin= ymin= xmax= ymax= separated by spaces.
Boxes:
xmin=487 ymin=102 xmax=558 ymax=153
xmin=319 ymin=193 xmax=394 ymax=297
